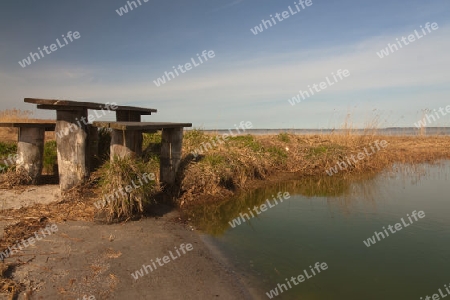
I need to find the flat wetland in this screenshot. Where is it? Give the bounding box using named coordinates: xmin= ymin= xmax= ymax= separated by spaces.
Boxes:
xmin=0 ymin=123 xmax=449 ymax=299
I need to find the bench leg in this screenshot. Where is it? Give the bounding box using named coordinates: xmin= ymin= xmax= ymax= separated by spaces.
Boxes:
xmin=116 ymin=111 xmax=143 ymax=156
xmin=56 ymin=110 xmax=90 ymax=191
xmin=88 ymin=124 xmax=99 ymax=166
xmin=16 ymin=127 xmax=45 ymax=184
xmin=160 ymin=128 xmax=183 ymax=185
xmin=110 ymin=129 xmax=142 ymax=159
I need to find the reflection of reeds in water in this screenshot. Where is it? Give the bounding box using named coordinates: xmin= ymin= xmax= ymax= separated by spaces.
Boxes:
xmin=185 ymin=162 xmax=449 ymax=236
xmin=331 ymin=173 xmax=382 ymax=216
xmin=185 ymin=175 xmax=376 ymax=236
xmin=382 ymin=162 xmax=448 ymax=186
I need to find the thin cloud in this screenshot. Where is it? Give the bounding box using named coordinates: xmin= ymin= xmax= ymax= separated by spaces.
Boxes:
xmin=1 ymin=25 xmax=449 ymax=128
xmin=208 ymin=0 xmax=244 ymax=13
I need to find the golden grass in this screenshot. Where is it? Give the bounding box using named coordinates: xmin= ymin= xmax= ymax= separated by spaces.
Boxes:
xmin=0 ymin=109 xmax=55 ymax=142
xmin=0 ymin=109 xmax=33 ymax=122
xmin=96 ymin=157 xmax=159 ymax=222
xmin=179 ymin=131 xmax=450 ymax=206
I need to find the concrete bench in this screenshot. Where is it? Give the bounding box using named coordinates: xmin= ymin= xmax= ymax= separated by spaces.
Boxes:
xmin=93 ymin=121 xmax=192 ymax=185
xmin=0 ymin=122 xmax=56 ymax=183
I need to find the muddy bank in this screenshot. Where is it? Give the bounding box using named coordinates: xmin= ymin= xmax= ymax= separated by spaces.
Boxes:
xmin=1 ymin=208 xmax=252 ymax=300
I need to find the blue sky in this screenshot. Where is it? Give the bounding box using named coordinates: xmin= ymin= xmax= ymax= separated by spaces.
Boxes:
xmin=1 ymin=0 xmax=449 ymax=129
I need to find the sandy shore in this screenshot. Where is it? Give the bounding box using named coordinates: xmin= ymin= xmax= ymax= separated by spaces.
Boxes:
xmin=0 ymin=201 xmax=253 ymax=300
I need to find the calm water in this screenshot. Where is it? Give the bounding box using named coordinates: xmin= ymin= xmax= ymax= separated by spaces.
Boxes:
xmin=201 ymin=127 xmax=450 ymax=136
xmin=188 ymin=162 xmax=450 ymax=299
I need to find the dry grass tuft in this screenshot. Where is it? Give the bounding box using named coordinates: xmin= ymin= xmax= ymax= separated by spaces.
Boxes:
xmin=97 ymin=157 xmax=158 ymax=223
xmin=3 ymin=168 xmax=33 ymax=187
xmin=0 ymin=263 xmax=20 ymax=300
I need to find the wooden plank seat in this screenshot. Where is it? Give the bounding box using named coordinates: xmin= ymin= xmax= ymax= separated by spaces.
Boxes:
xmin=0 ymin=121 xmax=56 ymax=183
xmin=0 ymin=122 xmax=56 ymax=131
xmin=93 ymin=121 xmax=192 ymax=185
xmin=24 ymin=98 xmax=157 ymax=115
xmin=93 ymin=121 xmax=192 ymax=131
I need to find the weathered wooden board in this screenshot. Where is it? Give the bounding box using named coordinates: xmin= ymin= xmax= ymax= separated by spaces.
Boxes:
xmin=25 ymin=98 xmax=157 ymax=114
xmin=0 ymin=122 xmax=56 ymax=131
xmin=93 ymin=122 xmax=192 ymax=131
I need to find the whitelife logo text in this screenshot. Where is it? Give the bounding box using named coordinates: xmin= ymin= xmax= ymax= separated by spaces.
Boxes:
xmin=18 ymin=31 xmax=81 ymax=68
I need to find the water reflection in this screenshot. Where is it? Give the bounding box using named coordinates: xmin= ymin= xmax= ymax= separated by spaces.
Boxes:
xmin=186 ymin=162 xmax=449 ymax=237
xmin=185 ymin=174 xmax=374 ymax=236
xmin=188 ymin=162 xmax=450 ymax=300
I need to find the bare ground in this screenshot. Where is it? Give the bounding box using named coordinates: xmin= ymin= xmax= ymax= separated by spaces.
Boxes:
xmin=0 ymin=191 xmax=252 ymax=300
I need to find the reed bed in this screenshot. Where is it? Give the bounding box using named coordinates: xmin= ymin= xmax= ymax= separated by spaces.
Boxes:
xmin=179 ymin=130 xmax=450 ymax=205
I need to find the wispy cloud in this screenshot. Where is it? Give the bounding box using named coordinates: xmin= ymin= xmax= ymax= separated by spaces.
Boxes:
xmin=4 ymin=25 xmax=450 ymax=99
xmin=208 ymin=0 xmax=244 ymax=13
xmin=2 ymin=24 xmax=449 ymax=128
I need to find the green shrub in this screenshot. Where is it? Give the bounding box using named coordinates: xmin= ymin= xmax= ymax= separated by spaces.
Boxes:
xmin=228 ymin=135 xmax=263 ymax=152
xmin=0 ymin=142 xmax=17 ymax=157
xmin=202 ymin=154 xmax=226 ymax=167
xmin=143 ymin=132 xmax=162 ymax=149
xmin=309 ymin=145 xmax=328 ymax=156
xmin=43 ymin=141 xmax=57 ymax=174
xmin=142 ymin=132 xmax=162 ymax=162
xmin=277 ymin=132 xmax=291 ymax=143
xmin=267 ymin=146 xmax=288 ymax=164
xmin=0 ymin=142 xmax=17 ymax=173
xmin=184 ymin=129 xmax=210 ymax=148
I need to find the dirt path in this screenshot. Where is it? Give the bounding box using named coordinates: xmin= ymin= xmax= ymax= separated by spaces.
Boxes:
xmin=2 ymin=209 xmax=252 ymax=300
xmin=0 ymin=185 xmax=60 ymax=211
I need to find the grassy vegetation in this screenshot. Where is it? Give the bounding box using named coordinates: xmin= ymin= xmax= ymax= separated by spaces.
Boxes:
xmin=0 ymin=142 xmax=17 ymax=158
xmin=0 ymin=108 xmax=449 ymax=223
xmin=43 ymin=141 xmax=57 ymax=174
xmin=307 ymin=145 xmax=329 ymax=158
xmin=181 ymin=131 xmax=281 ymax=196
xmin=143 ymin=132 xmax=162 ymax=148
xmin=0 ymin=142 xmax=17 ymax=172
xmin=142 ymin=132 xmax=162 ymax=163
xmin=97 ymin=157 xmax=159 ymax=222
xmin=277 ymin=132 xmax=290 ymax=143
xmin=0 ymin=109 xmax=33 ymax=122
xmin=0 ymin=141 xmax=57 ymax=174
xmin=179 ymin=130 xmax=450 ymax=206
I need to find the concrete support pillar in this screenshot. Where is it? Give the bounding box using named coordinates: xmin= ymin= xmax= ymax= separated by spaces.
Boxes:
xmin=116 ymin=111 xmax=142 ymax=156
xmin=55 ymin=109 xmax=89 ymax=191
xmin=16 ymin=127 xmax=45 ymax=184
xmin=110 ymin=129 xmax=142 ymax=159
xmin=160 ymin=128 xmax=183 ymax=185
